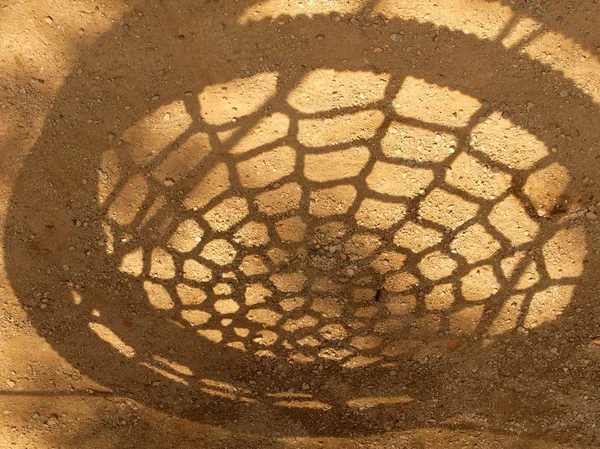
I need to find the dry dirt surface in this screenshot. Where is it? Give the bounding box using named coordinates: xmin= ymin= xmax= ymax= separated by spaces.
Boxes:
xmin=2 ymin=1 xmax=600 ymax=448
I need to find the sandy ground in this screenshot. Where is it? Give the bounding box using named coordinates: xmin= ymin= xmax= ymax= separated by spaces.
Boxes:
xmin=2 ymin=0 xmax=600 ymax=448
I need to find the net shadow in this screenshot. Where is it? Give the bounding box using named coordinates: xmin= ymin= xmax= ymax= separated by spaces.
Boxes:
xmin=4 ymin=0 xmax=600 ymax=442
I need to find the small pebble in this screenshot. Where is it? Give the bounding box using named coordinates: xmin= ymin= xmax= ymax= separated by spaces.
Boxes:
xmin=585 ymin=211 xmax=598 ymax=221
xmin=550 ymin=347 xmax=559 ymax=354
xmin=373 ymin=47 xmax=383 ymax=53
xmin=316 ymin=34 xmax=324 ymax=41
xmin=164 ymin=178 xmax=175 ymax=187
xmin=45 ymin=414 xmax=58 ymax=426
xmin=163 ymin=113 xmax=171 ymax=121
xmin=44 ymin=16 xmax=53 ymax=24
xmin=390 ymin=33 xmax=402 ymax=42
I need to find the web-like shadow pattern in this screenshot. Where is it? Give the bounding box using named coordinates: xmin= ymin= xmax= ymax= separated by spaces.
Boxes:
xmin=99 ymin=70 xmax=583 ymax=373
